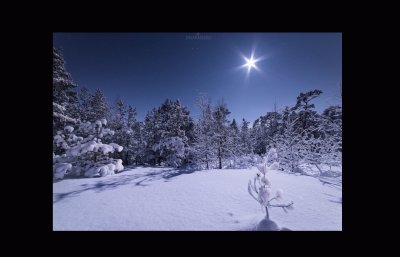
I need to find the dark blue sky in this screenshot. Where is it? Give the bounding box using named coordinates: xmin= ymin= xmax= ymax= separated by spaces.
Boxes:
xmin=53 ymin=32 xmax=342 ymax=123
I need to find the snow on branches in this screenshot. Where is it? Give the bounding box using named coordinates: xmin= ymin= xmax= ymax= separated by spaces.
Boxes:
xmin=53 ymin=120 xmax=124 ymax=179
xmin=53 ymin=163 xmax=72 ymax=180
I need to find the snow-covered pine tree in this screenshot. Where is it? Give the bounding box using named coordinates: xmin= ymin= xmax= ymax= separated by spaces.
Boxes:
xmin=156 ymin=99 xmax=193 ymax=167
xmin=285 ymin=90 xmax=341 ymax=175
xmin=125 ymin=105 xmax=145 ymax=165
xmin=240 ymin=118 xmax=253 ymax=155
xmin=143 ymin=108 xmax=161 ymax=165
xmin=109 ymin=97 xmax=128 ymax=162
xmin=90 ymin=88 xmax=110 ymax=122
xmin=193 ymin=94 xmax=217 ymax=169
xmin=225 ymin=118 xmax=259 ymax=169
xmin=78 ymin=86 xmax=93 ymax=122
xmin=109 ymin=99 xmax=144 ymax=165
xmin=143 ymin=99 xmax=194 ymax=167
xmin=227 ymin=119 xmax=242 ymax=168
xmin=53 ymin=119 xmax=124 ymax=179
xmin=321 ymin=105 xmax=342 ymax=135
xmin=251 ymin=117 xmax=268 ymax=156
xmin=292 ymin=89 xmax=322 ymax=134
xmin=251 ymin=109 xmax=283 ymax=156
xmin=130 ymin=119 xmax=146 ymax=165
xmin=269 ymin=90 xmax=341 ymax=175
xmin=212 ymin=101 xmax=231 ymax=169
xmin=53 ymin=47 xmax=80 ymax=133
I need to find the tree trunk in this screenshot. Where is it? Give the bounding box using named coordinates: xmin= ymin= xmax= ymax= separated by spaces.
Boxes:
xmin=94 ymin=128 xmax=99 ymax=163
xmin=206 ymin=153 xmax=209 ymax=169
xmin=303 ymin=102 xmax=308 ymax=130
xmin=315 ymin=163 xmax=323 ymax=176
xmin=218 ymin=143 xmax=222 ymax=169
xmin=265 ymin=206 xmax=269 ymax=220
xmin=290 ymin=146 xmax=293 ymax=172
xmin=125 ymin=150 xmax=129 ymax=165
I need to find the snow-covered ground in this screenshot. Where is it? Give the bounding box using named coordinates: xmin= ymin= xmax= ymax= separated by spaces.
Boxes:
xmin=53 ymin=166 xmax=342 ymax=231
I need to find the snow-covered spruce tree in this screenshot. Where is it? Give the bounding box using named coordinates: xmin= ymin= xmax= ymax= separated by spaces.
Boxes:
xmin=227 ymin=119 xmax=242 ymax=168
xmin=240 ymin=118 xmax=253 ymax=155
xmin=78 ymin=86 xmax=93 ymax=123
xmin=53 ymin=47 xmax=80 ymax=133
xmin=143 ymin=99 xmax=194 ymax=167
xmin=251 ymin=109 xmax=283 ymax=156
xmin=248 ymin=148 xmax=294 ymax=230
xmin=194 ymin=99 xmax=237 ymax=169
xmin=193 ymin=94 xmax=217 ymax=169
xmin=53 ymin=119 xmax=124 ymax=179
xmin=109 ymin=97 xmax=131 ymax=163
xmin=212 ymin=101 xmax=231 ymax=169
xmin=228 ymin=118 xmax=258 ymax=169
xmin=158 ymin=99 xmax=194 ymax=167
xmin=143 ymin=108 xmax=160 ymax=165
xmin=130 ymin=120 xmax=146 ymax=165
xmin=90 ymin=88 xmax=110 ymax=122
xmin=124 ymin=105 xmax=146 ymax=165
xmin=251 ymin=117 xmax=268 ymax=156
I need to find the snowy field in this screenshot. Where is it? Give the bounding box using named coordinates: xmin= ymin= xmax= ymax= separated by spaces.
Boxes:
xmin=53 ymin=166 xmax=342 ymax=231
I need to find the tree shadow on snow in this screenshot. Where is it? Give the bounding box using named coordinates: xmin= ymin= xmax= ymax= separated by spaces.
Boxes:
xmin=161 ymin=167 xmax=196 ymax=180
xmin=53 ymin=166 xmax=200 ymax=203
xmin=121 ymin=165 xmax=198 ymax=182
xmin=53 ymin=188 xmax=94 ymax=203
xmin=53 ymin=168 xmax=194 ymax=203
xmin=323 ymin=193 xmax=342 ymax=205
xmin=53 ymin=165 xmax=139 ymax=184
xmin=328 ymin=199 xmax=342 ymax=204
xmin=53 ymin=173 xmax=150 ymax=203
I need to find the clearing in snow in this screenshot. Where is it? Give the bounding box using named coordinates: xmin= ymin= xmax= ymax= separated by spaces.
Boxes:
xmin=53 ymin=166 xmax=342 ymax=231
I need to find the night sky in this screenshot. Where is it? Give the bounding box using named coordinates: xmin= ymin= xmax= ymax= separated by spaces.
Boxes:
xmin=53 ymin=32 xmax=342 ymax=123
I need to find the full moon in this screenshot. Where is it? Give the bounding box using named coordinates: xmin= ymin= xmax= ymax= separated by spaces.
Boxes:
xmin=240 ymin=52 xmax=261 ymax=76
xmin=244 ymin=56 xmax=257 ymax=71
xmin=237 ymin=50 xmax=264 ymax=77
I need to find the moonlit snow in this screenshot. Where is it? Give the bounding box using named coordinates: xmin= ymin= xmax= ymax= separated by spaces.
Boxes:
xmin=52 ymin=35 xmax=342 ymax=231
xmin=53 ymin=166 xmax=342 ymax=231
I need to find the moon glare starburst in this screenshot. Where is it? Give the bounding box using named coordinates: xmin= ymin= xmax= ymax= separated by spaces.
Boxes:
xmin=239 ymin=51 xmax=262 ymax=77
xmin=244 ymin=56 xmax=257 ymax=71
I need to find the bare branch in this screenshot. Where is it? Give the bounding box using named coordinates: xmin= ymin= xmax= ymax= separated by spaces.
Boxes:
xmin=268 ymin=201 xmax=294 ymax=213
xmin=248 ymin=180 xmax=258 ymax=202
xmin=268 ymin=196 xmax=279 ymax=203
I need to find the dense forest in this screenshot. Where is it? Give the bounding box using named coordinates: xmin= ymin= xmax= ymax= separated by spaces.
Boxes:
xmin=53 ymin=47 xmax=342 ymax=180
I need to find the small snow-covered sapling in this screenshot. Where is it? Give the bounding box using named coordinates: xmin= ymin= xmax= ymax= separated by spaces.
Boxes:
xmin=248 ymin=148 xmax=294 ymax=220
